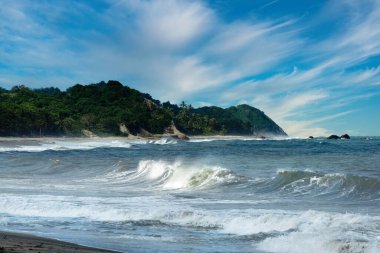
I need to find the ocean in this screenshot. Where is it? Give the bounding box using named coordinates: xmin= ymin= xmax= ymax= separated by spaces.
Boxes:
xmin=0 ymin=137 xmax=379 ymax=253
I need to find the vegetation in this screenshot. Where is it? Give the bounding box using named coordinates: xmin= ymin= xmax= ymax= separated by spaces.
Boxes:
xmin=0 ymin=81 xmax=286 ymax=137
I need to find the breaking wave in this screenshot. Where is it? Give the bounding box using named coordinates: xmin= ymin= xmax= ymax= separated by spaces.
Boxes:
xmin=0 ymin=139 xmax=132 ymax=152
xmin=148 ymin=138 xmax=178 ymax=145
xmin=103 ymin=160 xmax=240 ymax=190
xmin=0 ymin=193 xmax=379 ymax=253
xmin=130 ymin=137 xmax=179 ymax=145
xmin=261 ymin=170 xmax=380 ymax=199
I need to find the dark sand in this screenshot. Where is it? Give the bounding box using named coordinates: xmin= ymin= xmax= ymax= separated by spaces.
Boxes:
xmin=0 ymin=231 xmax=121 ymax=253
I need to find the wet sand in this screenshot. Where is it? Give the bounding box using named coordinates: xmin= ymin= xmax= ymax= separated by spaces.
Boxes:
xmin=0 ymin=231 xmax=120 ymax=253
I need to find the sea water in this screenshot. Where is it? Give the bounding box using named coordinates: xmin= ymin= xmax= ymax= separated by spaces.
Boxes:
xmin=0 ymin=137 xmax=379 ymax=253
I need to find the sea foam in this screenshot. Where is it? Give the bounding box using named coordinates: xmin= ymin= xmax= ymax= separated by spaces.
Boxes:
xmin=0 ymin=139 xmax=132 ymax=152
xmin=1 ymin=193 xmax=378 ymax=253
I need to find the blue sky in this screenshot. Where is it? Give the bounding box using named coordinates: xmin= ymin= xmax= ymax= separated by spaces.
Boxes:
xmin=0 ymin=0 xmax=379 ymax=136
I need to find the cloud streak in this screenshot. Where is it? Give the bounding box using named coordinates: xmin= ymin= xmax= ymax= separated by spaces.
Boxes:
xmin=0 ymin=0 xmax=379 ymax=136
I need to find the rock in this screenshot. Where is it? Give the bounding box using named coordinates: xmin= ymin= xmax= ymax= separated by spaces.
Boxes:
xmin=119 ymin=123 xmax=128 ymax=135
xmin=340 ymin=134 xmax=350 ymax=139
xmin=119 ymin=123 xmax=137 ymax=139
xmin=144 ymin=99 xmax=157 ymax=110
xmin=164 ymin=121 xmax=189 ymax=140
xmin=81 ymin=129 xmax=98 ymax=138
xmin=256 ymin=135 xmax=266 ymax=140
xmin=327 ymin=135 xmax=340 ymax=140
xmin=119 ymin=123 xmax=132 ymax=136
xmin=138 ymin=128 xmax=154 ymax=138
xmin=308 ymin=136 xmax=314 ymax=139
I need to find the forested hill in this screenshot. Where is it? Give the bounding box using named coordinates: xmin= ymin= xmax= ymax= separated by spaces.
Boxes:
xmin=0 ymin=80 xmax=287 ymax=137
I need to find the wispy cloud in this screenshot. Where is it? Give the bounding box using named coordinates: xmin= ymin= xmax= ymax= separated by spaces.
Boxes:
xmin=0 ymin=0 xmax=379 ymax=136
xmin=259 ymin=0 xmax=280 ymax=11
xmin=212 ymin=0 xmax=380 ymax=136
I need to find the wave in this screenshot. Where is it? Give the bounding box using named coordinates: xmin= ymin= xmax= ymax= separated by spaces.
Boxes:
xmin=1 ymin=193 xmax=378 ymax=253
xmin=0 ymin=139 xmax=132 ymax=152
xmin=188 ymin=136 xmax=300 ymax=142
xmin=254 ymin=210 xmax=380 ymax=253
xmin=132 ymin=160 xmax=238 ymax=189
xmin=148 ymin=138 xmax=178 ymax=145
xmin=129 ymin=137 xmax=179 ymax=145
xmin=97 ymin=160 xmax=241 ymax=190
xmin=188 ymin=138 xmax=216 ymax=143
xmin=261 ymin=169 xmax=380 ymax=199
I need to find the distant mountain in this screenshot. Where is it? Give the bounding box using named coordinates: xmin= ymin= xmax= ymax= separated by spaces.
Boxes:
xmin=0 ymin=80 xmax=287 ymax=137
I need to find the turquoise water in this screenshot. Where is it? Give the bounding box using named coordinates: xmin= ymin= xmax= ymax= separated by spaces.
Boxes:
xmin=0 ymin=137 xmax=379 ymax=252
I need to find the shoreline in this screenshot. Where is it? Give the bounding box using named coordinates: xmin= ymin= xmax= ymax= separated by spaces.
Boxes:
xmin=0 ymin=134 xmax=289 ymax=141
xmin=0 ymin=231 xmax=121 ymax=253
xmin=0 ymin=135 xmax=370 ymax=143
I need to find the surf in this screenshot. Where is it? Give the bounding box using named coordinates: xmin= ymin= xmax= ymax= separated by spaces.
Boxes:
xmin=92 ymin=159 xmax=241 ymax=190
xmin=257 ymin=169 xmax=380 ymax=200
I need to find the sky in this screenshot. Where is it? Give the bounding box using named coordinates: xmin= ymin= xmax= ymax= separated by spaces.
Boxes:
xmin=0 ymin=0 xmax=380 ymax=136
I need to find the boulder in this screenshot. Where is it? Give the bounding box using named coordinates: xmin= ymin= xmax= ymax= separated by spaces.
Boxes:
xmin=81 ymin=129 xmax=98 ymax=138
xmin=164 ymin=121 xmax=189 ymax=140
xmin=340 ymin=134 xmax=350 ymax=139
xmin=138 ymin=128 xmax=154 ymax=138
xmin=308 ymin=136 xmax=314 ymax=139
xmin=327 ymin=135 xmax=340 ymax=140
xmin=119 ymin=123 xmax=137 ymax=138
xmin=119 ymin=123 xmax=132 ymax=135
xmin=256 ymin=135 xmax=266 ymax=140
xmin=119 ymin=123 xmax=129 ymax=135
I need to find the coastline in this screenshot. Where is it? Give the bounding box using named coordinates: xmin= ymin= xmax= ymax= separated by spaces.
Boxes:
xmin=0 ymin=134 xmax=288 ymax=142
xmin=0 ymin=231 xmax=121 ymax=253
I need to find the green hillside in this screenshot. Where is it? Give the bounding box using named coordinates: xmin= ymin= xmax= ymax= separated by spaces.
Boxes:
xmin=0 ymin=81 xmax=287 ymax=137
xmin=193 ymin=104 xmax=286 ymax=135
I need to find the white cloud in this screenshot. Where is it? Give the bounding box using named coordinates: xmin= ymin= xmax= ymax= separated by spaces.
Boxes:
xmin=213 ymin=0 xmax=380 ymax=136
xmin=274 ymin=91 xmax=328 ymax=117
xmin=0 ymin=0 xmax=301 ymax=97
xmin=278 ymin=110 xmax=354 ymax=137
xmin=108 ymin=0 xmax=215 ymax=50
xmin=0 ymin=0 xmax=379 ymax=136
xmin=74 ymin=0 xmax=301 ymax=102
xmin=203 ymin=20 xmax=301 ymax=76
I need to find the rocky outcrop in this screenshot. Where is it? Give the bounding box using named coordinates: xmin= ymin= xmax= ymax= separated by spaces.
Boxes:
xmin=327 ymin=134 xmax=351 ymax=140
xmin=144 ymin=99 xmax=157 ymax=110
xmin=119 ymin=123 xmax=137 ymax=138
xmin=138 ymin=128 xmax=154 ymax=138
xmin=81 ymin=129 xmax=98 ymax=138
xmin=119 ymin=123 xmax=130 ymax=135
xmin=164 ymin=122 xmax=189 ymax=140
xmin=119 ymin=123 xmax=129 ymax=135
xmin=327 ymin=135 xmax=340 ymax=139
xmin=255 ymin=135 xmax=266 ymax=140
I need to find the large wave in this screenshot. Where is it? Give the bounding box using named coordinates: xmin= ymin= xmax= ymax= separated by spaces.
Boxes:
xmin=259 ymin=169 xmax=380 ymax=199
xmin=86 ymin=160 xmax=241 ymax=190
xmin=74 ymin=160 xmax=380 ymax=199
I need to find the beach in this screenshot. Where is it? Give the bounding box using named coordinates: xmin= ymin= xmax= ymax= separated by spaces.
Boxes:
xmin=0 ymin=231 xmax=119 ymax=253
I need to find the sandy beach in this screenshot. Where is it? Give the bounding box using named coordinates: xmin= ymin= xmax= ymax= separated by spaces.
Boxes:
xmin=0 ymin=231 xmax=120 ymax=253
